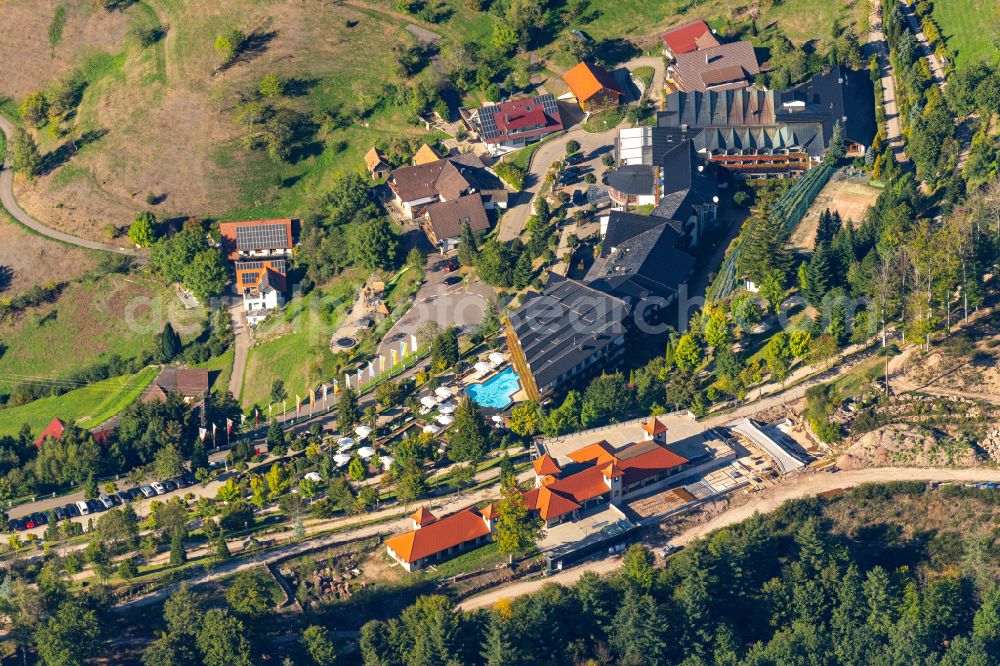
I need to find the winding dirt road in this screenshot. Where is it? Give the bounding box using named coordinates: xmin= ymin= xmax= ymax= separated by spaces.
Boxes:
xmin=458 ymin=466 xmax=1000 ymax=611
xmin=0 ymin=113 xmax=142 ymax=256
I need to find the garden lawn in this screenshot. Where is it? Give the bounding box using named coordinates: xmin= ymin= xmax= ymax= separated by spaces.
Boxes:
xmin=240 ymin=277 xmax=360 ymax=410
xmin=0 ymin=273 xmax=206 ymax=394
xmin=0 ymin=367 xmax=156 ymax=437
xmin=194 ymin=348 xmax=235 ymax=396
xmin=932 ymin=0 xmax=1000 ymax=68
xmin=583 ymin=107 xmax=624 ymax=133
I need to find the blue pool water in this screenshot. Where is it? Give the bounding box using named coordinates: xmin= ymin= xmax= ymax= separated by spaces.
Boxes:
xmin=466 ymin=367 xmax=521 ymax=409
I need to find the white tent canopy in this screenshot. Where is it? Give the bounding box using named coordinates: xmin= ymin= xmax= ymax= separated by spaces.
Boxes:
xmin=423 ymin=424 xmax=441 ymax=434
xmin=438 ymin=402 xmax=456 ymax=414
xmin=380 ymin=455 xmax=395 ymax=470
xmin=334 ymin=453 xmax=351 ymax=466
xmin=488 ymin=352 xmax=505 ymax=365
xmin=474 ymin=361 xmax=491 ymax=373
xmin=420 ymin=396 xmax=438 ymax=408
xmin=337 ymin=437 xmax=355 ymax=449
xmin=435 ymin=386 xmax=453 ymax=399
xmin=357 ymin=446 xmax=376 ymax=459
xmin=354 ymin=425 xmax=372 ymax=439
xmin=436 ymin=414 xmax=454 ymax=426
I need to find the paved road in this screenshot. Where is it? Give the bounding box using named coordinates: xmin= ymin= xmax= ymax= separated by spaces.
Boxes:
xmin=866 ymin=3 xmax=909 ymax=165
xmin=228 ymin=300 xmax=250 ymax=399
xmin=375 ymin=250 xmax=493 ymax=366
xmin=898 ymin=0 xmax=946 ymax=91
xmin=496 ymin=55 xmax=661 ymax=242
xmin=0 ymin=114 xmax=144 ymax=256
xmin=459 ymin=466 xmax=1000 ymax=610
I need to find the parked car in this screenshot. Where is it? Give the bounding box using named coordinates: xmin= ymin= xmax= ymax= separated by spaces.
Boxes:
xmin=442 ymin=259 xmax=460 ymax=272
xmin=8 ymin=519 xmax=25 ymax=532
xmin=151 ymin=482 xmax=166 ymax=495
xmin=117 ymin=491 xmax=132 ymax=504
xmin=64 ymin=503 xmax=80 ymax=518
xmin=181 ymin=472 xmax=196 ymax=485
xmin=32 ymin=513 xmax=48 ymax=527
xmin=85 ymin=499 xmax=101 ymax=514
xmin=657 ymin=544 xmax=682 ymax=558
xmin=139 ymin=486 xmax=155 ymax=499
xmin=97 ymin=493 xmax=115 ymax=510
xmin=54 ymin=507 xmax=67 ymax=521
xmin=75 ymin=500 xmax=91 ymax=516
xmin=173 ymin=476 xmax=190 ymax=489
xmin=443 ymin=275 xmax=462 ymax=286
xmin=565 ymin=152 xmax=584 ymax=165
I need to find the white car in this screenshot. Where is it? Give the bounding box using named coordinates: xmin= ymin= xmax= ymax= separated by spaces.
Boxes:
xmin=97 ymin=493 xmax=114 ymax=510
xmin=151 ymin=482 xmax=166 ymax=495
xmin=75 ymin=500 xmax=91 ymax=515
xmin=139 ymin=485 xmax=156 ymax=498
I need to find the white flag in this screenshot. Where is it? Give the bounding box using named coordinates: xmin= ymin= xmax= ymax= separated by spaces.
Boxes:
xmin=198 ymin=427 xmax=207 ymax=442
xmin=410 ymin=334 xmax=418 ymax=353
xmin=368 ymin=361 xmax=375 ymax=378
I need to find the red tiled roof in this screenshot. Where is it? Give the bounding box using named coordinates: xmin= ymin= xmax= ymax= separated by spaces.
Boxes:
xmin=480 ymin=503 xmax=498 ymax=520
xmin=386 ymin=508 xmax=490 ymax=563
xmin=602 ymin=462 xmax=625 ymax=479
xmin=660 ymin=20 xmax=719 ymax=55
xmin=616 ymin=442 xmax=688 ymax=486
xmin=523 ymin=486 xmax=581 ymax=521
xmin=473 ymin=95 xmax=563 ymax=144
xmin=411 ymin=507 xmax=436 ymax=526
xmin=533 ymin=453 xmax=562 ymax=476
xmin=562 ymin=62 xmax=623 ymax=103
xmin=642 ymin=418 xmax=668 ymax=436
xmin=547 ymin=465 xmax=611 ymax=504
xmin=35 ymin=417 xmax=65 ymax=447
xmin=567 ymin=440 xmax=617 ymax=467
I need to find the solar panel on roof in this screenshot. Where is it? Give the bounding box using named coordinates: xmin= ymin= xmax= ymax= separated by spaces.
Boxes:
xmin=478 ymin=110 xmax=499 ymax=140
xmin=539 ymin=94 xmax=558 ymax=116
xmin=235 ymin=224 xmax=289 ymax=251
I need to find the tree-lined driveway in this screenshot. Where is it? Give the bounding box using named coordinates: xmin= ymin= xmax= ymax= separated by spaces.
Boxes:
xmin=0 ymin=114 xmax=143 ymax=257
xmin=866 ymin=3 xmax=909 ymax=165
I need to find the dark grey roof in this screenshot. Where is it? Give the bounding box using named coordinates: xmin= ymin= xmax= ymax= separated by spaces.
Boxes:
xmin=507 ymin=275 xmax=628 ymax=391
xmin=606 ymin=165 xmax=656 ymax=195
xmin=653 ymin=140 xmax=717 ymax=219
xmin=603 ymin=210 xmax=669 ymax=251
xmin=586 ymin=221 xmax=695 ymax=302
xmin=779 ymin=66 xmax=877 ymax=150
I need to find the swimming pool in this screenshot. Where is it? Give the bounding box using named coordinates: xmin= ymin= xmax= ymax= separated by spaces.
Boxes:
xmin=466 ymin=367 xmax=521 ymax=409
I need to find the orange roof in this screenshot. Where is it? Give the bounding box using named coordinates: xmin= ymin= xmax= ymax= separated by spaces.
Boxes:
xmin=413 ymin=143 xmax=441 ymax=165
xmin=386 ymin=508 xmax=490 ymax=563
xmin=480 ymin=503 xmax=498 ymax=520
xmin=364 ymin=147 xmax=387 ymax=172
xmin=532 ymin=453 xmax=562 ymax=476
xmin=35 ymin=417 xmax=65 ymax=447
xmin=642 ymin=418 xmax=668 ymax=436
xmin=235 ymin=259 xmax=287 ymax=291
xmin=568 ymin=440 xmax=617 ymax=467
xmin=602 ymin=462 xmax=625 ymax=479
xmin=562 ymin=61 xmax=622 ymax=103
xmin=616 ymin=442 xmax=688 ymax=486
xmin=547 ymin=465 xmax=611 ymax=504
xmin=523 ymin=486 xmax=581 ymax=521
xmin=411 ymin=507 xmax=436 ymax=526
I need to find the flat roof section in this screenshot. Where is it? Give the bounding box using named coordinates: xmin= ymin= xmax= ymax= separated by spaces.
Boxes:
xmin=727 ymin=417 xmax=807 ymax=475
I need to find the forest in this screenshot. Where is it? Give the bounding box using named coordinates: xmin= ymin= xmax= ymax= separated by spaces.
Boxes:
xmin=358 ymin=482 xmax=1000 ymax=666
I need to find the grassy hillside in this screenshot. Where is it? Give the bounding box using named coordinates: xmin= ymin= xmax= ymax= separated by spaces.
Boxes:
xmin=0 ymin=366 xmax=156 ymax=437
xmin=0 ymin=0 xmax=870 ymax=239
xmin=0 ymin=272 xmax=205 ymax=395
xmin=932 ymin=0 xmax=1000 ymax=68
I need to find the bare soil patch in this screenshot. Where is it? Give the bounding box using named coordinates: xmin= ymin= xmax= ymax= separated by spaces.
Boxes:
xmin=0 ymin=0 xmax=129 ymax=99
xmin=0 ymin=217 xmax=98 ymax=295
xmin=790 ymin=172 xmax=880 ymax=252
